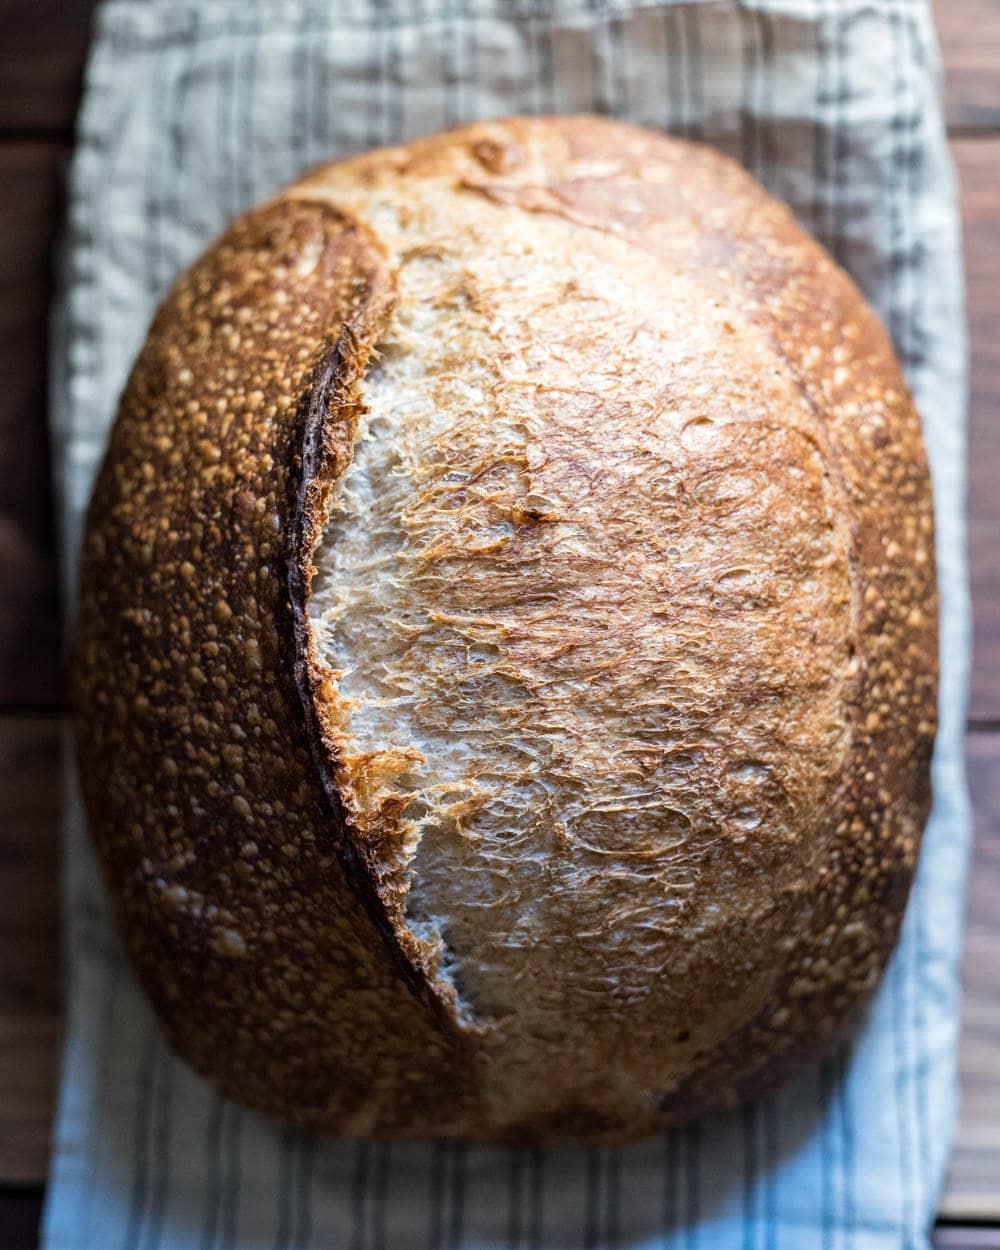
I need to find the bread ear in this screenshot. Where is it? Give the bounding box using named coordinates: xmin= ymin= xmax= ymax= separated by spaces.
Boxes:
xmin=72 ymin=197 xmax=472 ymax=1131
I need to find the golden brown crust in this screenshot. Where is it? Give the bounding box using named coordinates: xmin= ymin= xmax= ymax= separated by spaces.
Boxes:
xmin=73 ymin=117 xmax=937 ymax=1141
xmin=439 ymin=116 xmax=937 ymax=1116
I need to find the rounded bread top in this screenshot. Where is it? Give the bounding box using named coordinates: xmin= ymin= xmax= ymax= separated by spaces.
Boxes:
xmin=72 ymin=116 xmax=937 ymax=1142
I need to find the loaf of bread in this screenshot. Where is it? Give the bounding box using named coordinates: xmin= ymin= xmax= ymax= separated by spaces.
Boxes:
xmin=72 ymin=116 xmax=937 ymax=1143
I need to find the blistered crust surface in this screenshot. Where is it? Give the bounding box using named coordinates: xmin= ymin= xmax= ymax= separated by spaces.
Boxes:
xmin=74 ymin=117 xmax=937 ymax=1142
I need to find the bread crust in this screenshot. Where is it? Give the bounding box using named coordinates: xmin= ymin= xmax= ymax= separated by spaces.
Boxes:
xmin=72 ymin=197 xmax=476 ymax=1133
xmin=72 ymin=117 xmax=937 ymax=1141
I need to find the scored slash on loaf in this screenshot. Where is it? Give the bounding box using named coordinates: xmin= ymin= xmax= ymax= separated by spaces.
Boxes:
xmin=72 ymin=116 xmax=937 ymax=1143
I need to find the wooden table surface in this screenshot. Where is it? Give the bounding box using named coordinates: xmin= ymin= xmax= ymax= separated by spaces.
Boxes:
xmin=0 ymin=2 xmax=997 ymax=1246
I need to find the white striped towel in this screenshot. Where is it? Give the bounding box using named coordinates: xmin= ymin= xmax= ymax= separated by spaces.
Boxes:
xmin=45 ymin=2 xmax=970 ymax=1248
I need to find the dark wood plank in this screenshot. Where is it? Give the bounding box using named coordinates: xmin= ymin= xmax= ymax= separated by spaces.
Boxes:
xmin=937 ymin=0 xmax=1000 ymax=132
xmin=942 ymin=732 xmax=1000 ymax=1219
xmin=0 ymin=1 xmax=97 ymax=136
xmin=0 ymin=717 xmax=61 ymax=1186
xmin=955 ymin=138 xmax=1000 ymax=724
xmin=0 ymin=1190 xmax=44 ymax=1250
xmin=0 ymin=143 xmax=65 ymax=706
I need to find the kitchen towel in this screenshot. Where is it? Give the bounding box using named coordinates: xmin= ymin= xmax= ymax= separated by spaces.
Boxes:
xmin=43 ymin=2 xmax=970 ymax=1248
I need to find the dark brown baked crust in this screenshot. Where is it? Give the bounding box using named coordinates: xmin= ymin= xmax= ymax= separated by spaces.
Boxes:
xmin=72 ymin=117 xmax=937 ymax=1141
xmin=72 ymin=198 xmax=475 ymax=1133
